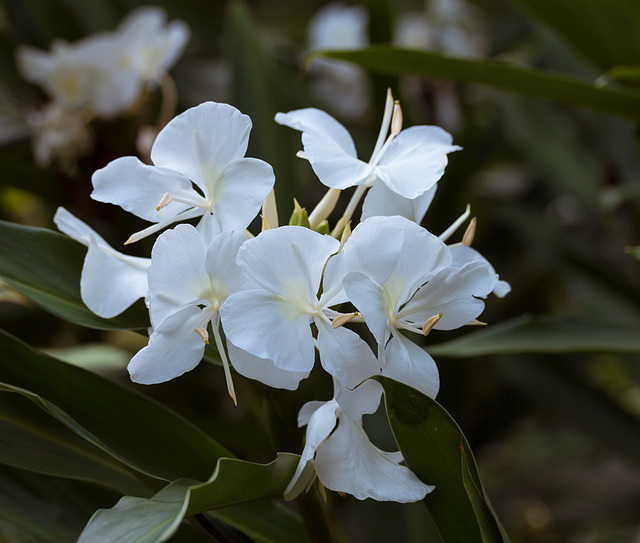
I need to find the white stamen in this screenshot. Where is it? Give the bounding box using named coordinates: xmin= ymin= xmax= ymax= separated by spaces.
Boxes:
xmin=391 ymin=101 xmax=403 ymax=136
xmin=462 ymin=217 xmax=477 ymax=247
xmin=422 ymin=313 xmax=442 ymax=336
xmin=439 ymin=204 xmax=471 ymax=243
xmin=331 ymin=312 xmax=358 ymax=329
xmin=194 ymin=327 xmax=210 ymax=343
xmin=156 ymin=192 xmax=173 ymax=211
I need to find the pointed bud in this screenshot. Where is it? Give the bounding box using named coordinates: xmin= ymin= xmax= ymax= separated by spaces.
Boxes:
xmin=339 ymin=220 xmax=352 ymax=252
xmin=391 ymin=101 xmax=403 ymax=136
xmin=331 ymin=216 xmax=347 ymax=239
xmin=308 ymin=188 xmax=341 ymax=229
xmin=462 ymin=217 xmax=477 ymax=247
xmin=156 ymin=192 xmax=173 ymax=211
xmin=288 ymin=199 xmax=310 ymax=228
xmin=422 ymin=313 xmax=442 ymax=336
xmin=261 ymin=189 xmax=278 ymax=230
xmin=315 ymin=220 xmax=330 ymax=235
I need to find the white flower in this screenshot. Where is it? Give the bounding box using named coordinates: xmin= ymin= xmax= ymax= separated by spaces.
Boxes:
xmin=114 ymin=6 xmax=190 ymax=85
xmin=284 ymin=399 xmax=433 ymax=502
xmin=219 ymin=225 xmax=382 ymax=419
xmin=128 ymin=224 xmax=257 ymax=402
xmin=342 ymin=216 xmax=499 ymax=398
xmin=275 ymin=101 xmax=460 ymax=200
xmin=53 ymin=207 xmax=149 ymax=318
xmin=91 ymin=101 xmax=275 ymax=243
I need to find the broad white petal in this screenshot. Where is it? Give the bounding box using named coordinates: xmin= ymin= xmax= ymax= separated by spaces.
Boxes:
xmin=147 ymin=224 xmax=209 ymax=327
xmin=128 ymin=305 xmax=206 ymax=384
xmin=211 ymin=158 xmax=275 ymax=232
xmin=275 ymin=108 xmax=357 ymax=156
xmin=314 ymin=411 xmax=433 ymax=502
xmin=220 ymin=289 xmax=316 ymax=373
xmin=361 ymin=182 xmax=436 ymax=224
xmin=400 ymin=261 xmax=497 ymax=330
xmin=284 ymin=400 xmax=339 ymax=500
xmin=150 ymin=102 xmax=251 ymax=190
xmin=315 ymin=318 xmax=382 ymax=420
xmin=227 ymin=340 xmax=309 ymax=390
xmin=204 ymin=230 xmax=254 ymax=295
xmin=376 ymin=126 xmax=460 ymax=199
xmin=382 ymin=335 xmax=439 ymax=399
xmin=236 ymin=226 xmax=339 ymax=299
xmin=91 ymin=156 xmax=193 ymax=222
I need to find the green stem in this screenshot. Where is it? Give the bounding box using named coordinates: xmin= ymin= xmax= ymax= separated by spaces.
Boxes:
xmin=296 ymin=490 xmax=337 ymax=543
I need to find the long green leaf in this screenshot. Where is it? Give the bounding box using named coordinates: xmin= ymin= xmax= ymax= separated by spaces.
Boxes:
xmin=427 ymin=314 xmax=640 ymax=358
xmin=314 ymin=47 xmax=640 ymax=120
xmin=0 ymin=220 xmax=149 ymax=330
xmin=0 ymin=392 xmax=148 ymax=496
xmin=0 ymin=329 xmax=231 ymax=484
xmin=78 ymin=454 xmax=307 ymax=543
xmin=375 ymin=376 xmax=510 ymax=543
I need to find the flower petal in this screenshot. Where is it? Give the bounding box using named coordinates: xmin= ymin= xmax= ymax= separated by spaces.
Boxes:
xmin=343 ymin=271 xmax=389 ymax=346
xmin=314 ymin=411 xmax=433 ymax=502
xmin=361 ymin=181 xmax=436 ymax=224
xmin=227 ymin=340 xmax=309 ymax=390
xmin=375 ymin=126 xmax=460 ymax=199
xmin=382 ymin=334 xmax=439 ymax=399
xmin=128 ymin=305 xmax=206 ymax=384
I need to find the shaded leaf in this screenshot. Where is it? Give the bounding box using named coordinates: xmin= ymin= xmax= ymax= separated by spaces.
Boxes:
xmin=78 ymin=454 xmax=307 ymax=543
xmin=0 ymin=220 xmax=149 ymax=330
xmin=427 ymin=314 xmax=640 ymax=357
xmin=375 ymin=376 xmax=509 ymax=543
xmin=314 ymin=47 xmax=640 ymax=120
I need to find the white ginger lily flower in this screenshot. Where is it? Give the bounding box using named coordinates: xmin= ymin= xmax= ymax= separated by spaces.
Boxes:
xmin=17 ymin=35 xmax=141 ymax=117
xmin=275 ymin=97 xmax=460 ymax=200
xmin=114 ymin=6 xmax=190 ymax=85
xmin=219 ymin=225 xmax=382 ymax=419
xmin=128 ymin=224 xmax=257 ymax=403
xmin=53 ymin=207 xmax=149 ymax=319
xmin=91 ymin=101 xmax=275 ymax=244
xmin=284 ymin=398 xmax=433 ymax=502
xmin=342 ymin=216 xmax=499 ymax=398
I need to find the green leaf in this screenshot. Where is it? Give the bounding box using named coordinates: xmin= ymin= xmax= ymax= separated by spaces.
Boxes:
xmin=0 ymin=329 xmax=232 ymax=484
xmin=0 ymin=220 xmax=149 ymax=330
xmin=314 ymin=47 xmax=640 ymax=120
xmin=0 ymin=392 xmax=148 ymax=496
xmin=512 ymin=0 xmax=640 ymax=71
xmin=427 ymin=314 xmax=640 ymax=357
xmin=375 ymin=376 xmax=510 ymax=543
xmin=78 ymin=454 xmax=307 ymax=543
xmin=599 ymin=65 xmax=640 ymax=87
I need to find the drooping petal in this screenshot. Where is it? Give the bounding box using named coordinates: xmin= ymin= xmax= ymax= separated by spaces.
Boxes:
xmin=284 ymin=400 xmax=339 ymax=501
xmin=451 ymin=245 xmax=511 ymax=298
xmin=210 ymin=157 xmax=275 ymax=232
xmin=128 ymin=304 xmax=207 ymax=384
xmin=146 ymin=224 xmax=209 ymax=327
xmin=236 ymin=226 xmax=339 ymax=299
xmin=220 ymin=289 xmax=316 ymax=373
xmin=381 ymin=334 xmax=439 ymax=399
xmin=150 ymin=101 xmax=251 ymax=191
xmin=91 ymin=156 xmax=194 ymax=223
xmin=315 ymin=318 xmax=382 ymax=420
xmin=361 ymin=181 xmax=436 ymax=224
xmin=375 ymin=126 xmax=460 ymax=199
xmin=314 ymin=411 xmax=433 ymax=502
xmin=399 ymin=261 xmax=497 ymax=330
xmin=227 ymin=340 xmax=309 ymax=390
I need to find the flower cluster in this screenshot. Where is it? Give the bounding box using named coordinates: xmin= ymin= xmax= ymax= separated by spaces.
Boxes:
xmin=16 ymin=6 xmax=190 ymax=169
xmin=56 ymin=92 xmax=508 ymax=502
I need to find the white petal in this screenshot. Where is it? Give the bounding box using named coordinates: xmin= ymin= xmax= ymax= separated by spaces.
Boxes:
xmin=314 ymin=411 xmax=433 ymax=502
xmin=150 ymin=102 xmax=251 ymax=190
xmin=210 ymin=158 xmax=275 ymax=232
xmin=128 ymin=305 xmax=206 ymax=384
xmin=227 ymin=340 xmax=309 ymax=390
xmin=400 ymin=261 xmax=497 ymax=330
xmin=147 ymin=224 xmax=209 ymax=327
xmin=275 ymin=108 xmax=357 ymax=156
xmin=54 ymin=206 xmax=100 ymax=247
xmin=343 ymin=271 xmax=389 ymax=346
xmin=219 ymin=289 xmax=316 ymax=373
xmin=315 ymin=318 xmax=382 ymax=420
xmin=375 ymin=126 xmax=460 ymax=199
xmin=451 ymin=245 xmax=511 ymax=298
xmin=236 ymin=226 xmax=339 ymax=299
xmin=284 ymin=400 xmax=339 ymax=501
xmin=204 ymin=230 xmax=254 ymax=296
xmin=361 ymin=181 xmax=436 ymax=224
xmin=91 ymin=156 xmax=193 ymax=222
xmin=382 ymin=335 xmax=439 ymax=399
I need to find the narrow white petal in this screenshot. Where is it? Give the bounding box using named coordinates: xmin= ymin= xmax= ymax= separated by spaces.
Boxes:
xmin=382 ymin=335 xmax=439 ymax=399
xmin=128 ymin=305 xmax=206 ymax=384
xmin=314 ymin=411 xmax=433 ymax=502
xmin=343 ymin=272 xmax=389 ymax=346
